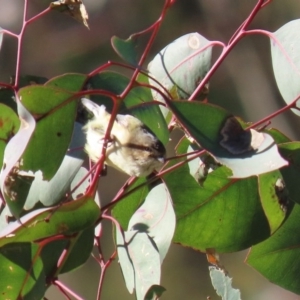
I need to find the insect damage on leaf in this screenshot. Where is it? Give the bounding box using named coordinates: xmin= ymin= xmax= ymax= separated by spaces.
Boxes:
xmin=3 ymin=161 xmax=33 ymax=198
xmin=275 ymin=178 xmax=289 ymax=213
xmin=219 ymin=116 xmax=264 ymax=155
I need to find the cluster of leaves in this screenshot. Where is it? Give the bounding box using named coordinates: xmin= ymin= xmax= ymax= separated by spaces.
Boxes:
xmin=1 ymin=0 xmax=300 ymax=299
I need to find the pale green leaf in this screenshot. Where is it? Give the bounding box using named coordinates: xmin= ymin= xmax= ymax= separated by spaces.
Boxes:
xmin=209 ymin=266 xmax=242 ymax=300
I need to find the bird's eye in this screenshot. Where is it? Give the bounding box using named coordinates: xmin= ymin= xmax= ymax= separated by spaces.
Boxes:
xmin=154 ymin=141 xmax=165 ymax=153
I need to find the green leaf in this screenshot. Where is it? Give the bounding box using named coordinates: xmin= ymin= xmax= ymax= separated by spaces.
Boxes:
xmin=168 ymin=101 xmax=288 ymax=178
xmin=0 ymin=100 xmax=36 ymax=217
xmin=187 ymin=145 xmax=287 ymax=235
xmin=14 ymin=74 xmax=87 ymax=184
xmin=171 ymin=101 xmax=231 ymax=155
xmin=271 ymin=19 xmax=300 ymax=116
xmin=0 ymin=104 xmax=20 ymax=168
xmin=87 ymin=71 xmax=127 ymax=110
xmin=163 ymin=138 xmax=271 ymax=253
xmin=247 ymin=203 xmax=300 ymax=295
xmin=60 ymin=226 xmax=94 ymax=273
xmin=0 ymin=242 xmax=46 ymax=300
xmin=144 ymin=285 xmax=166 ymax=300
xmin=87 ymin=72 xmax=169 ymax=145
xmin=0 ymin=75 xmax=48 ymax=111
xmin=258 ymin=171 xmax=288 ymax=234
xmin=4 ymin=175 xmax=34 ymax=218
xmin=0 ymin=196 xmax=99 ymax=247
xmin=19 ymin=85 xmax=77 ymax=180
xmin=0 ymin=227 xmax=94 ymax=299
xmin=0 ymin=227 xmax=93 ymax=299
xmin=112 ymin=177 xmax=149 ymax=229
xmin=45 ymin=73 xmax=87 ymax=92
xmin=124 ymin=85 xmax=169 ymax=145
xmin=266 ymin=128 xmax=291 ymax=144
xmin=39 ymin=239 xmax=69 ymax=275
xmin=111 ymin=35 xmax=139 ymax=65
xmin=279 ymin=142 xmax=300 ymax=204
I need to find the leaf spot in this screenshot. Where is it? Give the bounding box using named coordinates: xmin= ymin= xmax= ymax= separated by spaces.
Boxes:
xmin=188 ymin=34 xmax=201 ymax=49
xmin=143 ymin=213 xmax=153 ymax=220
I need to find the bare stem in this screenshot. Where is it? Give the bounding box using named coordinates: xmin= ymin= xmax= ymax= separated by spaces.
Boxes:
xmin=14 ymin=2 xmax=51 ymax=88
xmin=190 ymin=0 xmax=270 ymax=100
xmin=120 ymin=0 xmax=174 ymax=99
xmin=53 ymin=280 xmax=85 ymax=300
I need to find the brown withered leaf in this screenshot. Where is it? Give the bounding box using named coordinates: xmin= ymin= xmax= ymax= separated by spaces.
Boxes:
xmin=50 ymin=0 xmax=89 ymax=29
xmin=206 ymin=248 xmax=228 ymax=274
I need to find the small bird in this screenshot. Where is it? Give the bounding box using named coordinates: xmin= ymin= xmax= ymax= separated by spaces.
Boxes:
xmin=81 ymin=98 xmax=166 ymax=177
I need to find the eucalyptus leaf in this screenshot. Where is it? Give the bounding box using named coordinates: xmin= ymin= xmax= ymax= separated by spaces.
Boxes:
xmin=116 ymin=184 xmax=172 ymax=297
xmin=0 ymin=104 xmax=20 ymax=168
xmin=271 ymin=19 xmax=300 ymax=115
xmin=144 ymin=285 xmax=166 ymax=300
xmin=209 ymin=266 xmax=242 ymax=300
xmin=163 ymin=138 xmax=271 ymax=253
xmin=247 ymin=203 xmax=300 ymax=295
xmin=279 ymin=142 xmax=300 ymax=204
xmin=45 ymin=72 xmax=87 ymax=91
xmin=0 ymin=196 xmax=99 ymax=247
xmin=60 ymin=226 xmax=95 ymax=273
xmin=116 ymin=227 xmax=135 ymax=293
xmin=258 ymin=171 xmax=288 ymax=234
xmin=0 ymin=99 xmax=36 ymax=217
xmin=23 ymin=122 xmax=86 ymax=209
xmin=18 ymin=85 xmax=77 ymax=180
xmin=111 ymin=35 xmax=139 ymax=65
xmin=117 ymin=230 xmax=161 ymax=300
xmin=112 ymin=177 xmax=149 ymax=229
xmin=148 ymin=32 xmax=212 ymax=116
xmin=169 ymin=101 xmax=288 ymax=178
xmin=0 ymin=242 xmax=46 ymax=300
xmin=87 ymin=72 xmax=169 ymax=145
xmin=128 ymin=183 xmax=175 ymax=262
